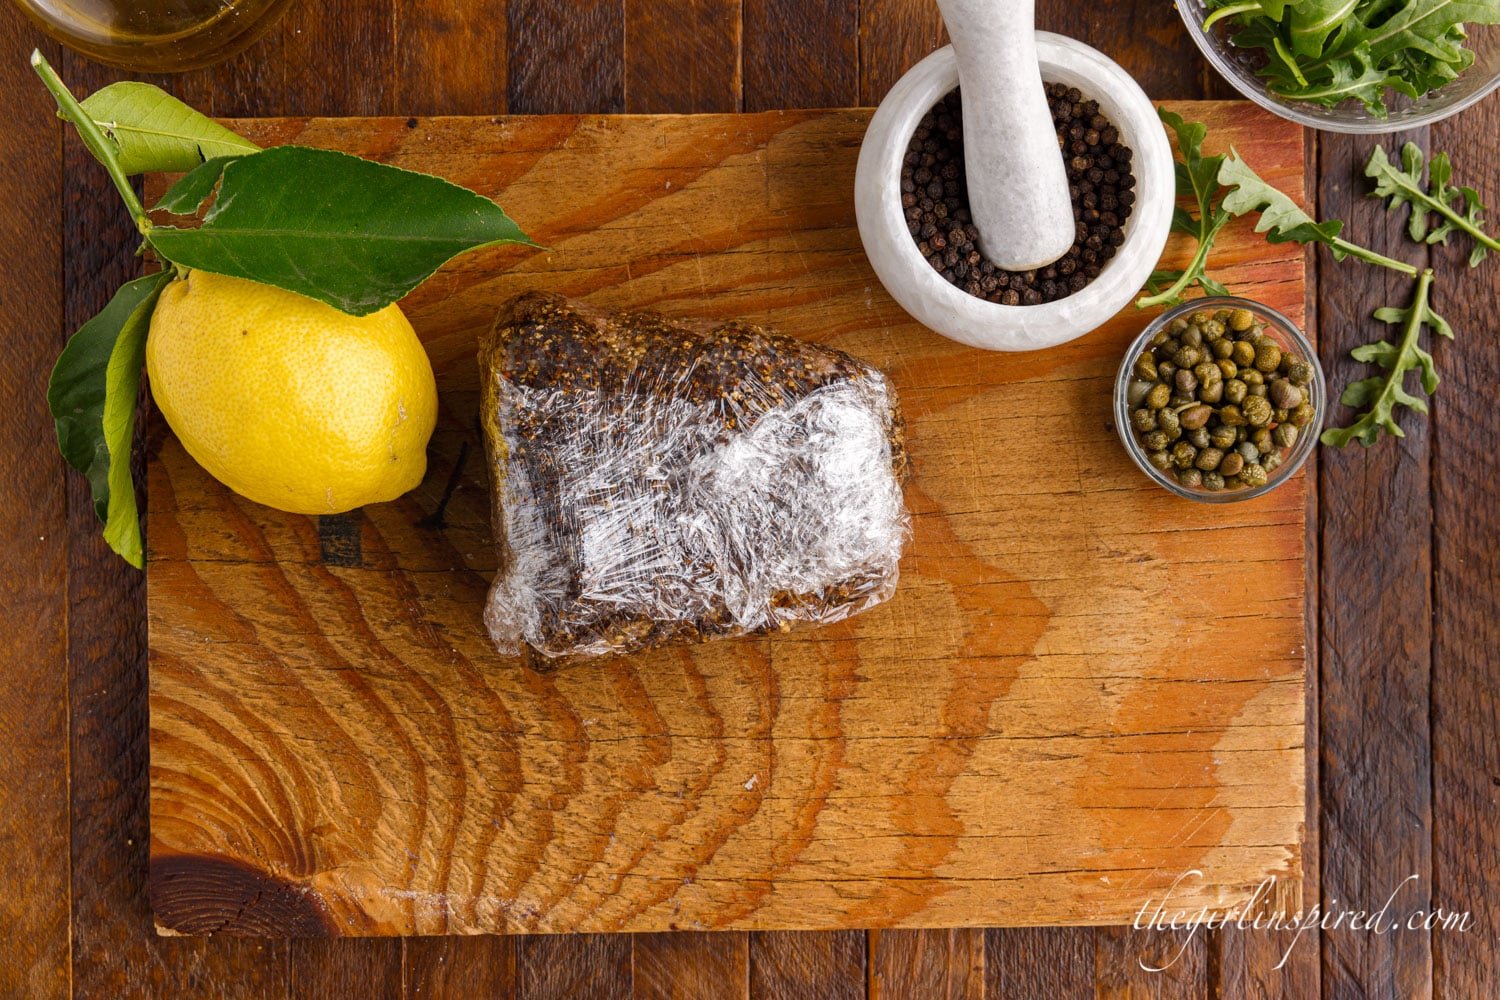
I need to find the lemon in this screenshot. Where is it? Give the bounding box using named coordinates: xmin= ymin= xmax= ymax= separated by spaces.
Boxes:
xmin=146 ymin=270 xmax=438 ymax=515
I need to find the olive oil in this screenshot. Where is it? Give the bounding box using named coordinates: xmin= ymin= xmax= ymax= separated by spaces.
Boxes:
xmin=15 ymin=0 xmax=297 ymax=72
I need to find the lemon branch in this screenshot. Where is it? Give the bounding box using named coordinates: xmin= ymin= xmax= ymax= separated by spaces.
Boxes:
xmin=31 ymin=49 xmax=152 ymax=237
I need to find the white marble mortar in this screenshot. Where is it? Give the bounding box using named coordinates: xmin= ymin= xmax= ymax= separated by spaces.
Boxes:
xmin=855 ymin=37 xmax=1174 ymax=352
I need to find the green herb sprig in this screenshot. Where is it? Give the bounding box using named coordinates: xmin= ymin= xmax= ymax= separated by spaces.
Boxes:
xmin=1367 ymin=142 xmax=1498 ymax=267
xmin=32 ymin=52 xmax=536 ymax=567
xmin=1320 ymin=269 xmax=1451 ymax=446
xmin=1136 ymin=109 xmax=1233 ymax=309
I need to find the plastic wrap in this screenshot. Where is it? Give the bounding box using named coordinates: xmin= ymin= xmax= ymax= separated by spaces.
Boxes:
xmin=478 ymin=293 xmax=910 ymax=659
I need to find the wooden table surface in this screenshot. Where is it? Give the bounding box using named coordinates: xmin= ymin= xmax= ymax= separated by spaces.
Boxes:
xmin=0 ymin=1 xmax=1493 ymax=997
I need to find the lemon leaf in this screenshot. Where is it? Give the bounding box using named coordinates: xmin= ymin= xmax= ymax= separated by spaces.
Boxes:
xmin=152 ymin=155 xmax=245 ymax=214
xmin=47 ymin=269 xmax=173 ymax=567
xmin=78 ymin=82 xmax=259 ymax=175
xmin=148 ymin=146 xmax=537 ymax=316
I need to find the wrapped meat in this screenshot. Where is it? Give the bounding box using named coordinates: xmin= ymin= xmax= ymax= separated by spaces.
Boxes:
xmin=479 ymin=293 xmax=909 ymax=659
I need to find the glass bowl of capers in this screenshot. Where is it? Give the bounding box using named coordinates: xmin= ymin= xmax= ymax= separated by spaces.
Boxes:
xmin=1115 ymin=297 xmax=1323 ymax=502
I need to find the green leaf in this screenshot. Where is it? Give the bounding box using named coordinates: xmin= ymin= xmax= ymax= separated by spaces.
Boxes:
xmin=1219 ymin=147 xmax=1419 ymax=274
xmin=78 ymin=82 xmax=260 ymax=175
xmin=1289 ymin=0 xmax=1360 ymax=58
xmin=47 ymin=270 xmax=173 ymax=567
xmin=1136 ymin=109 xmax=1232 ymax=309
xmin=147 ymin=146 xmax=537 ymax=316
xmin=1320 ymin=268 xmax=1448 ymax=448
xmin=1367 ymin=141 xmax=1499 ymax=267
xmin=151 ymin=156 xmax=244 ymax=215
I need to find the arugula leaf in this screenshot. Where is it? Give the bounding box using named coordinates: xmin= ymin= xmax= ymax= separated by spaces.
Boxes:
xmin=78 ymin=82 xmax=260 ymax=175
xmin=1321 ymin=269 xmax=1452 ymax=447
xmin=47 ymin=270 xmax=173 ymax=566
xmin=148 ymin=146 xmax=537 ymax=315
xmin=1136 ymin=109 xmax=1232 ymax=309
xmin=1204 ymin=0 xmax=1500 ymax=116
xmin=1218 ymin=148 xmax=1420 ymax=274
xmin=1366 ymin=141 xmax=1497 ymax=266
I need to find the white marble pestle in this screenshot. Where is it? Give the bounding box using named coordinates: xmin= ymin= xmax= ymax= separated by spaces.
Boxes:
xmin=937 ymin=0 xmax=1075 ymax=271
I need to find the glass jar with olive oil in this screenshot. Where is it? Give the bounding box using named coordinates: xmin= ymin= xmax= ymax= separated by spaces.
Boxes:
xmin=14 ymin=0 xmax=297 ymax=72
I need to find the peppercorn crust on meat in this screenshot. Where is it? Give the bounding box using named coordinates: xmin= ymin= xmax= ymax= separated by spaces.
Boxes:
xmin=478 ymin=292 xmax=910 ymax=660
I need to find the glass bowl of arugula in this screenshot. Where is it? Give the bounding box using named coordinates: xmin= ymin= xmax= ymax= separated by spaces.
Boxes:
xmin=1178 ymin=1 xmax=1500 ymax=132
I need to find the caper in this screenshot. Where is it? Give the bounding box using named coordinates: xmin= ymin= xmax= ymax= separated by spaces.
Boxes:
xmin=1195 ymin=446 xmax=1224 ymax=471
xmin=1145 ymin=382 xmax=1172 ymax=409
xmin=1188 ymin=426 xmax=1211 ymax=449
xmin=1252 ymin=427 xmax=1274 ymax=453
xmin=1134 ymin=354 xmax=1158 ymax=381
xmin=1158 ymin=338 xmax=1181 ymax=359
xmin=1177 ymin=467 xmax=1203 ymax=488
xmin=1157 ymin=407 xmax=1182 ymax=439
xmin=1217 ymin=359 xmax=1239 ymax=380
xmin=1211 ymin=338 xmax=1234 ymax=360
xmin=1199 ymin=381 xmax=1223 ymax=404
xmin=1223 ymin=379 xmax=1247 ymax=406
xmin=1191 ymin=310 xmax=1214 ymax=327
xmin=1289 ymin=402 xmax=1316 ymax=427
xmin=1171 ymin=441 xmax=1198 ymax=469
xmin=1203 ymin=471 xmax=1226 ymax=491
xmin=1263 ymin=453 xmax=1283 ymax=473
xmin=1151 ymin=330 xmax=1172 ymax=347
xmin=1158 ymin=361 xmax=1177 ymax=381
xmin=1175 ymin=369 xmax=1198 ymax=393
xmin=1131 ymin=407 xmax=1156 ymax=432
xmin=1248 ymin=383 xmax=1268 ymax=398
xmin=1181 ymin=327 xmax=1203 ymax=348
xmin=1241 ymin=463 xmax=1269 ymax=487
xmin=1168 ymin=316 xmax=1189 ymax=334
xmin=1237 ymin=441 xmax=1260 ymax=462
xmin=1179 ymin=403 xmax=1212 ymax=430
xmin=1170 ymin=391 xmax=1196 ymax=407
xmin=1254 ymin=341 xmax=1283 ymax=373
xmin=1273 ymin=422 xmax=1298 ymax=448
xmin=1273 ymin=408 xmax=1289 ymax=423
xmin=1269 ymin=380 xmax=1302 ymax=410
xmin=1240 ymin=368 xmax=1264 ymax=387
xmin=1287 ymin=360 xmax=1314 ymax=386
xmin=1148 ymin=449 xmax=1172 ymax=471
xmin=1219 ymin=451 xmax=1245 ymax=477
xmin=1173 ymin=345 xmax=1204 ymax=368
xmin=1141 ymin=430 xmax=1168 ymax=451
xmin=1209 ymin=424 xmax=1237 ymax=449
xmin=1243 ymin=395 xmax=1273 ymax=426
xmin=1228 ymin=308 xmax=1255 ymax=332
xmin=1219 ymin=404 xmax=1246 ymax=427
xmin=1231 ymin=341 xmax=1256 ymax=366
xmin=1127 ymin=379 xmax=1152 ymax=407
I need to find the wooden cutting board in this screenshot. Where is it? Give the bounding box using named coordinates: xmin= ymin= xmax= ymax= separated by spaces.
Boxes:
xmin=145 ymin=102 xmax=1310 ymax=937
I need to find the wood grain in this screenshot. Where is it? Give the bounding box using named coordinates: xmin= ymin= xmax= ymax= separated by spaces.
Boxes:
xmin=987 ymin=927 xmax=1094 ymax=999
xmin=506 ymin=0 xmax=624 ymax=114
xmin=743 ymin=0 xmax=857 ymax=110
xmin=1428 ymin=108 xmax=1500 ymax=1000
xmin=1314 ymin=127 xmax=1435 ymax=1000
xmin=142 ymin=103 xmax=1307 ymax=939
xmin=750 ymin=931 xmax=864 ymax=999
xmin=625 ymin=0 xmax=741 ymax=113
xmin=0 ymin=18 xmax=68 ymax=1000
xmin=634 ymin=932 xmax=748 ymax=999
xmin=869 ymin=929 xmax=983 ymax=1000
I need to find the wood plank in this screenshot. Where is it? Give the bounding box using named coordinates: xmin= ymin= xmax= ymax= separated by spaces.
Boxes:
xmin=405 ymin=937 xmax=517 ymax=998
xmin=857 ymin=0 xmax=945 ymax=106
xmin=144 ymin=103 xmax=1307 ymax=937
xmin=53 ymin=46 xmax=291 ymax=1000
xmin=506 ymin=0 xmax=624 ymax=113
xmin=394 ymin=0 xmax=509 ymax=116
xmin=1094 ymin=926 xmax=1205 ymax=999
xmin=869 ymin=929 xmax=983 ymax=1000
xmin=291 ymin=938 xmax=401 ymax=999
xmin=749 ymin=931 xmax=864 ymax=1000
xmin=633 ymin=932 xmax=748 ymax=999
xmin=1315 ymin=126 xmax=1434 ymax=1000
xmin=743 ymin=0 xmax=857 ymax=110
xmin=987 ymin=928 xmax=1093 ymax=999
xmin=0 ymin=20 xmax=68 ymax=1000
xmin=625 ymin=0 xmax=741 ymax=113
xmin=1428 ymin=104 xmax=1500 ymax=1000
xmin=517 ymin=935 xmax=631 ymax=999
